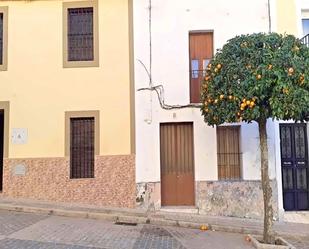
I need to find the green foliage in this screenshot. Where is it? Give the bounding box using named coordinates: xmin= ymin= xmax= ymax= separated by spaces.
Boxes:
xmin=201 ymin=33 xmax=309 ymax=126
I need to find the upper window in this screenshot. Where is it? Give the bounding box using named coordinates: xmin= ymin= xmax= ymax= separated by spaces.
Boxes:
xmin=189 ymin=32 xmax=213 ymax=103
xmin=63 ymin=1 xmax=98 ymax=68
xmin=302 ymin=10 xmax=309 ymax=36
xmin=302 ymin=19 xmax=309 ymax=36
xmin=0 ymin=7 xmax=8 ymax=71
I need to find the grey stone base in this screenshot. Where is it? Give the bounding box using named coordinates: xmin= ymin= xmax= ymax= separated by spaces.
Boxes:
xmin=197 ymin=180 xmax=279 ymax=220
xmin=136 ymin=180 xmax=279 ymax=220
xmin=136 ymin=182 xmax=161 ymax=211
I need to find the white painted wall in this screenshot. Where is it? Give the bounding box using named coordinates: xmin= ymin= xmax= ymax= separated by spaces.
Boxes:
xmin=134 ymin=0 xmax=276 ymax=184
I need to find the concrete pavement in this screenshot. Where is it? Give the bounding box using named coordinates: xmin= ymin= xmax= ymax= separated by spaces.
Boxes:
xmin=0 ymin=210 xmax=253 ymax=249
xmin=0 ymin=198 xmax=308 ymax=248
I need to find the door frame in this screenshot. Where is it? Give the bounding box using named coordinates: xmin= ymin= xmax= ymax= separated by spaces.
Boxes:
xmin=0 ymin=101 xmax=9 ymax=192
xmin=159 ymin=121 xmax=196 ymax=207
xmin=0 ymin=102 xmax=9 ymax=159
xmin=279 ymin=123 xmax=309 ymax=211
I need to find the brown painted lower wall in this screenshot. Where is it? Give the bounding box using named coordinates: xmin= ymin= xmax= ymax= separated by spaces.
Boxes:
xmin=2 ymin=155 xmax=136 ymax=208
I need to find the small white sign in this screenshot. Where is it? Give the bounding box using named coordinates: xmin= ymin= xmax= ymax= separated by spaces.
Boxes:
xmin=11 ymin=128 xmax=28 ymax=144
xmin=13 ymin=164 xmax=27 ymax=176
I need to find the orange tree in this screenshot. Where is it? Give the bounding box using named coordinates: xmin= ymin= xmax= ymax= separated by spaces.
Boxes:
xmin=201 ymin=33 xmax=309 ymax=244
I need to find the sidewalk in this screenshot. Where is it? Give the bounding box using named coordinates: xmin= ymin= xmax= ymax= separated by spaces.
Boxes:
xmin=0 ymin=197 xmax=308 ymax=240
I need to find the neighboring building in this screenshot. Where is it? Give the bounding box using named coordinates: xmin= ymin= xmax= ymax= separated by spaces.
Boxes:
xmin=0 ymin=0 xmax=136 ymax=208
xmin=134 ymin=0 xmax=309 ymax=219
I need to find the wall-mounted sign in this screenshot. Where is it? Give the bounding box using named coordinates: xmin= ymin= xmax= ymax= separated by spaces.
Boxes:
xmin=13 ymin=164 xmax=27 ymax=176
xmin=11 ymin=128 xmax=28 ymax=144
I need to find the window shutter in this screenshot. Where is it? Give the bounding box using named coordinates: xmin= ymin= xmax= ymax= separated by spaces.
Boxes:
xmin=189 ymin=32 xmax=213 ymax=103
xmin=217 ymin=126 xmax=241 ymax=180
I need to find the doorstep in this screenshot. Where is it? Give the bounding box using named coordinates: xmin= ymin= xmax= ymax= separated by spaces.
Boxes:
xmin=284 ymin=211 xmax=309 ymax=224
xmin=159 ymin=206 xmax=199 ymax=214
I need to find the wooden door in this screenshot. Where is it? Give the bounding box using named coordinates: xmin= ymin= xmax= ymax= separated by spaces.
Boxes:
xmin=189 ymin=32 xmax=213 ymax=103
xmin=160 ymin=123 xmax=195 ymax=206
xmin=280 ymin=124 xmax=309 ymax=211
xmin=0 ymin=111 xmax=4 ymax=191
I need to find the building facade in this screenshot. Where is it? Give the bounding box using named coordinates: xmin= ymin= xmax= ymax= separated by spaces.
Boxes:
xmin=0 ymin=0 xmax=136 ymax=208
xmin=134 ymin=0 xmax=309 ymax=219
xmin=0 ymin=0 xmax=307 ymax=219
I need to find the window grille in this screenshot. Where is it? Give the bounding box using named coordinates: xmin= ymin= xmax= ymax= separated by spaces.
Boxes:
xmin=217 ymin=126 xmax=242 ymax=180
xmin=70 ymin=117 xmax=95 ymax=179
xmin=68 ymin=7 xmax=94 ymax=61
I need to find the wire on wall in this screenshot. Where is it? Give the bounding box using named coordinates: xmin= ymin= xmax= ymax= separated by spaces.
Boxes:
xmin=268 ymin=0 xmax=272 ymax=33
xmin=137 ymin=0 xmax=202 ymax=110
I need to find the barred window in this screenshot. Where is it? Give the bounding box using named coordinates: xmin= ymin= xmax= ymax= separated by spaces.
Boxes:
xmin=70 ymin=117 xmax=95 ymax=179
xmin=68 ymin=7 xmax=94 ymax=62
xmin=217 ymin=126 xmax=242 ymax=180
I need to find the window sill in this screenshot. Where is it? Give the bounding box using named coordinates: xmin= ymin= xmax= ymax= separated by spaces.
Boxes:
xmin=63 ymin=60 xmax=99 ymax=68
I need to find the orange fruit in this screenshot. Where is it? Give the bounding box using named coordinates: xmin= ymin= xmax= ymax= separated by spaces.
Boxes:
xmin=246 ymin=100 xmax=251 ymax=106
xmin=200 ymin=225 xmax=208 ymax=231
xmin=241 ymin=42 xmax=248 ymax=48
xmin=241 ymin=103 xmax=246 ymax=109
xmin=229 ymin=95 xmax=233 ymax=100
xmin=217 ymin=64 xmax=222 ymax=69
xmin=268 ymin=64 xmax=273 ymax=70
xmin=214 ymin=68 xmax=219 ymax=73
xmin=256 ymin=74 xmax=262 ymax=80
xmin=214 ymin=99 xmax=218 ymax=104
xmin=220 ymin=94 xmax=224 ymax=100
xmin=288 ymin=67 xmax=294 ymax=74
xmin=299 ymin=74 xmax=305 ymax=81
xmin=242 ymin=98 xmax=246 ymax=103
xmin=250 ymin=101 xmax=255 ymax=108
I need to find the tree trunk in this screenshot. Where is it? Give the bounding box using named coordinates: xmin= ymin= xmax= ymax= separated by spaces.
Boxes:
xmin=258 ymin=118 xmax=274 ymax=244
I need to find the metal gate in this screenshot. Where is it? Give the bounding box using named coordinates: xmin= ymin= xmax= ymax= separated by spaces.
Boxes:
xmin=280 ymin=124 xmax=309 ymax=211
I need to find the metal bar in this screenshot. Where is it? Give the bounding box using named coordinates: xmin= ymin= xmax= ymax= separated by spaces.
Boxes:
xmin=301 ymin=34 xmax=309 ymax=47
